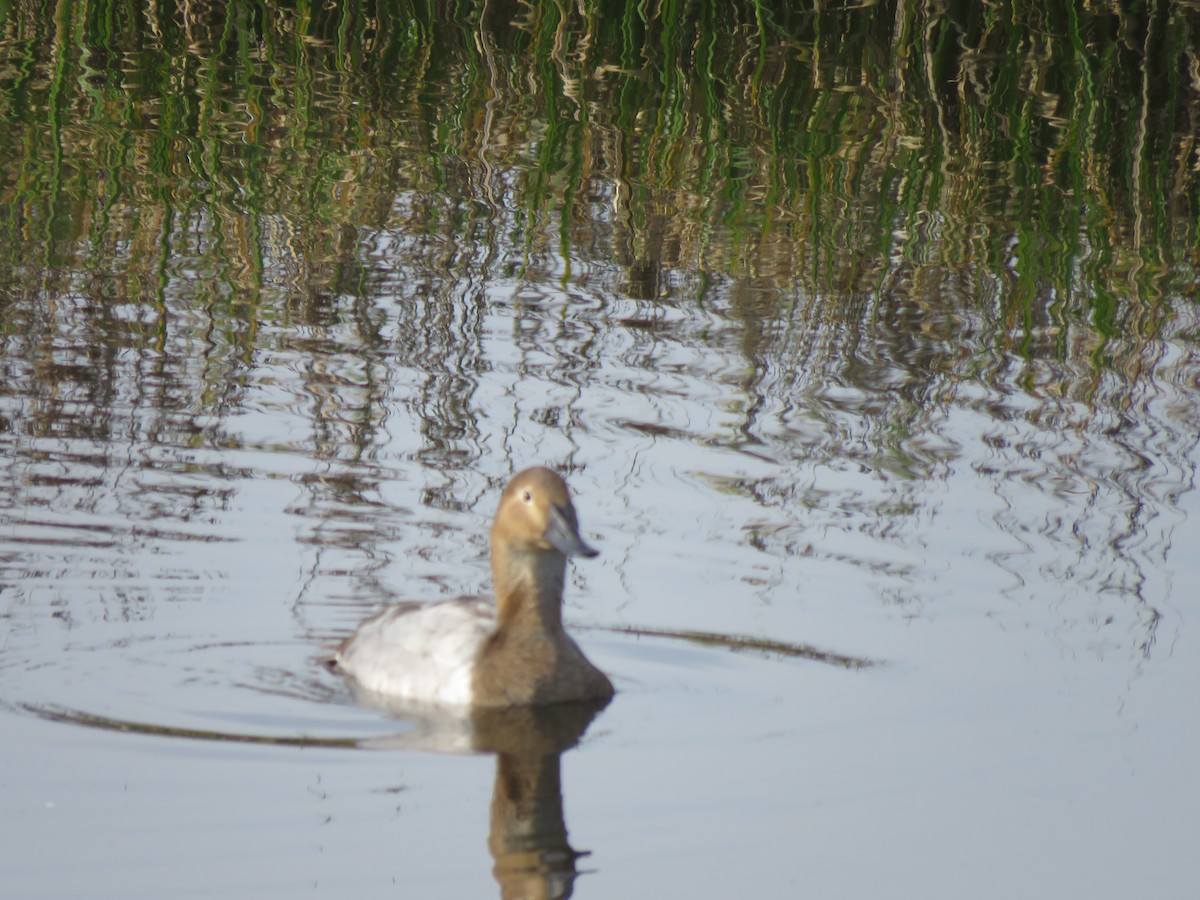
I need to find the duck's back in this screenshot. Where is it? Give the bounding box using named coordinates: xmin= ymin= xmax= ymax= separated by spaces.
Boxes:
xmin=330 ymin=596 xmax=495 ymax=706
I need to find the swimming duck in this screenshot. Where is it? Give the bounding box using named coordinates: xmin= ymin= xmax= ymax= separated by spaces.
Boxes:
xmin=328 ymin=467 xmax=614 ymax=708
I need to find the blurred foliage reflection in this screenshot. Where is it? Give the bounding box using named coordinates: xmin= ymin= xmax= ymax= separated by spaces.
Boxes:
xmin=3 ymin=0 xmax=1197 ymax=301
xmin=1 ymin=0 xmax=1198 ymax=465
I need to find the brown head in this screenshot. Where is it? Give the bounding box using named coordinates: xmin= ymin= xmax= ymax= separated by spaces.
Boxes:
xmin=488 ymin=467 xmax=598 ymax=633
xmin=476 ymin=467 xmax=613 ymax=704
xmin=490 ymin=466 xmax=598 ymax=561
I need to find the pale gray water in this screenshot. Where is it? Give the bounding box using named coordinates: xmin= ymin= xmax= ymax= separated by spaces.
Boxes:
xmin=2 ymin=271 xmax=1199 ymax=898
xmin=3 ymin=3 xmax=1200 ymax=894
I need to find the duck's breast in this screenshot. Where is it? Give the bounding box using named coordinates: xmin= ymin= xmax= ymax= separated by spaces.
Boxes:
xmin=334 ymin=596 xmax=496 ymax=706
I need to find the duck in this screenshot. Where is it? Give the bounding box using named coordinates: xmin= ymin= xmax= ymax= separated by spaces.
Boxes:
xmin=327 ymin=466 xmax=614 ymax=708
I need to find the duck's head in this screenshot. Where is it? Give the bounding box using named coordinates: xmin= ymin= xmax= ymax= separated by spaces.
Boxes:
xmin=491 ymin=466 xmax=598 ymax=560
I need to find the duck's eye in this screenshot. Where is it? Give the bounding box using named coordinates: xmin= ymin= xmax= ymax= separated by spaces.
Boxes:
xmin=521 ymin=490 xmax=533 ymax=503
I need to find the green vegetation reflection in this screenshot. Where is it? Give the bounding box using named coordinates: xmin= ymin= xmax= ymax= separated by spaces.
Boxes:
xmin=1 ymin=0 xmax=1197 ymax=357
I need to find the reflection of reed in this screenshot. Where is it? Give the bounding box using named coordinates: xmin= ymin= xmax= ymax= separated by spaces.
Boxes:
xmin=3 ymin=0 xmax=1194 ymax=458
xmin=3 ymin=0 xmax=1196 ymax=317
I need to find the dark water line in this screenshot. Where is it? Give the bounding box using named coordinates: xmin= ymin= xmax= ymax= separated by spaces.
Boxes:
xmin=17 ymin=701 xmax=364 ymax=749
xmin=585 ymin=623 xmax=879 ymax=669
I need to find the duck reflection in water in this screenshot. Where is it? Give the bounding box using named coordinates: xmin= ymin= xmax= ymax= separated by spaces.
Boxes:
xmin=355 ymin=690 xmax=611 ymax=900
xmin=326 ymin=467 xmax=613 ymax=897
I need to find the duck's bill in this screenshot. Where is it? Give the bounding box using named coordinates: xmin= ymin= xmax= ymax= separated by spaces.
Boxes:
xmin=546 ymin=505 xmax=600 ymax=558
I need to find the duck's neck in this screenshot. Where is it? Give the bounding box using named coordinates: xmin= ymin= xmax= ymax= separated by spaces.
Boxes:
xmin=491 ymin=544 xmax=567 ymax=634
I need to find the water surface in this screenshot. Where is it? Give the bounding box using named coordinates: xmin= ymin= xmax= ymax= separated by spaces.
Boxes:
xmin=2 ymin=2 xmax=1199 ymax=897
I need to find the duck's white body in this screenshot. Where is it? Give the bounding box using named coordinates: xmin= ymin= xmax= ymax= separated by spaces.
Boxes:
xmin=335 ymin=597 xmax=495 ymax=705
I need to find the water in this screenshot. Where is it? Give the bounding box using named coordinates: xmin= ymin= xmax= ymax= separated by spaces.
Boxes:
xmin=2 ymin=2 xmax=1200 ymax=897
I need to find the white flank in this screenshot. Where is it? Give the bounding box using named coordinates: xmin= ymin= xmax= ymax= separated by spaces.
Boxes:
xmin=335 ymin=597 xmax=496 ymax=706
